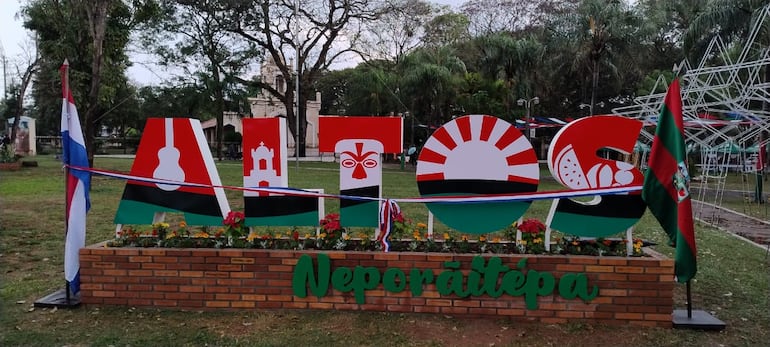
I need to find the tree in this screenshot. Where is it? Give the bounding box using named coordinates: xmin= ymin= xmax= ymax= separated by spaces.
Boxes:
xmin=23 ymin=0 xmax=158 ymax=163
xmin=358 ymin=0 xmax=437 ymax=65
xmin=219 ymin=0 xmax=388 ymax=157
xmin=6 ymin=44 xmax=40 ymax=144
xmin=557 ymin=0 xmax=641 ymax=115
xmin=479 ymin=34 xmax=545 ymax=119
xmin=140 ymin=0 xmax=260 ymax=160
xmin=461 ymin=0 xmax=543 ymax=36
xmin=400 ymin=46 xmax=466 ymax=128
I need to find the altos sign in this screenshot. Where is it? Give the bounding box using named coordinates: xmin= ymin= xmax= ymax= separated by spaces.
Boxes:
xmin=115 ymin=114 xmax=646 ymax=239
xmin=292 ymin=254 xmax=598 ymax=309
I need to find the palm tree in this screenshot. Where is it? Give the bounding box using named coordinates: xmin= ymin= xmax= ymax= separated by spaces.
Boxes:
xmin=479 ymin=34 xmax=545 ymax=120
xmin=571 ymin=0 xmax=641 ymax=115
xmin=400 ymin=46 xmax=466 ymax=128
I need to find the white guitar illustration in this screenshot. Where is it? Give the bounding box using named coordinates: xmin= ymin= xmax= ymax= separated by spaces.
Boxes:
xmin=153 ymin=118 xmax=185 ymax=191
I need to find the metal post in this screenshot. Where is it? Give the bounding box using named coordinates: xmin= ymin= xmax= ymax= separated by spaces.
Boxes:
xmin=294 ymin=0 xmax=300 ymax=169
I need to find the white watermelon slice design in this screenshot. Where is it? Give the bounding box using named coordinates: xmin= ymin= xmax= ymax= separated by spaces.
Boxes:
xmin=554 ymin=144 xmax=590 ymax=189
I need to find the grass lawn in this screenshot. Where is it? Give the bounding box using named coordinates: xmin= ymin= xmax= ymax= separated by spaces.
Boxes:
xmin=1 ymin=156 xmax=768 ymax=346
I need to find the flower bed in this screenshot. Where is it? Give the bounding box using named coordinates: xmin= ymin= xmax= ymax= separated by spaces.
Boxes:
xmin=107 ymin=214 xmax=647 ymax=257
xmin=79 ymin=245 xmax=674 ymax=327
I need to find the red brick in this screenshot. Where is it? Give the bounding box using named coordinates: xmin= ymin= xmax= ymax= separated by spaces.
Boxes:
xmin=598 ymin=258 xmax=628 ymax=266
xmin=180 ymin=285 xmax=204 ymax=293
xmin=154 ymin=270 xmax=179 ymax=277
xmin=600 ymin=289 xmax=628 ymax=297
xmin=139 ymin=249 xmax=168 ymax=256
xmin=81 ymin=283 xmax=103 ymax=290
xmin=308 ymin=302 xmax=334 ymax=309
xmin=372 ymin=253 xmax=399 ymax=260
xmin=141 ymin=263 xmax=166 ymax=270
xmin=154 ymin=257 xmax=178 ymax=263
xmin=205 ymin=301 xmax=230 ymax=308
xmin=555 ymin=264 xmax=584 ymax=272
xmin=258 ymin=301 xmax=283 ymax=309
xmin=166 ymin=263 xmax=191 ymax=270
xmin=426 ymin=299 xmax=452 ymax=307
xmin=103 ymin=284 xmax=127 ymax=291
xmin=628 ymin=274 xmax=658 ymax=282
xmin=206 ymin=257 xmax=231 ymax=264
xmin=283 ymin=302 xmax=308 ymax=309
xmin=615 ymin=312 xmax=644 ymax=320
xmin=453 ymin=300 xmax=480 ymax=308
xmin=628 ymin=289 xmax=658 ymax=297
xmin=128 ymin=269 xmax=153 ymax=277
xmin=232 ymin=301 xmax=256 ymax=308
xmin=165 ymin=292 xmax=190 ymax=300
xmin=267 ymin=265 xmax=292 ymax=272
xmin=585 ymin=265 xmax=613 ymax=273
xmin=228 ymin=257 xmax=255 ymax=264
xmin=240 ymin=294 xmax=265 ymax=301
xmin=569 ymin=257 xmax=598 ymax=265
xmin=597 ymin=273 xmax=627 ymax=281
xmin=215 ymin=293 xmax=240 ymax=301
xmin=230 ymin=272 xmax=254 ymax=279
xmin=93 ymin=262 xmax=116 ymax=269
xmin=93 ymin=291 xmax=115 ymax=298
xmin=615 ymin=266 xmax=645 ymax=274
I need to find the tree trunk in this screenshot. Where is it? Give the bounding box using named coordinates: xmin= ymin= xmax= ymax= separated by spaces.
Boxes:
xmin=590 ymin=59 xmax=599 ymax=116
xmin=212 ymin=65 xmax=224 ymax=161
xmin=84 ymin=0 xmax=109 ymax=167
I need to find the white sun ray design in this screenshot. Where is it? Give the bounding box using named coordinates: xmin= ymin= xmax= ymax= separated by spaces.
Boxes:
xmin=416 ymin=115 xmax=539 ymax=184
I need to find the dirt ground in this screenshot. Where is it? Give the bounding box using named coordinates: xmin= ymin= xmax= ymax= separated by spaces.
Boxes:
xmin=693 ymin=200 xmax=770 ymax=246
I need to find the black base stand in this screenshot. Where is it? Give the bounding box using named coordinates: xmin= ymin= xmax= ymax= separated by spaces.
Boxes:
xmin=672 ymin=309 xmax=726 ymax=330
xmin=33 ymin=288 xmax=81 ymax=309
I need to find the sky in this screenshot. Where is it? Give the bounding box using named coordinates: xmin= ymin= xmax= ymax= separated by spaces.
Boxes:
xmin=0 ymin=0 xmax=461 ymax=99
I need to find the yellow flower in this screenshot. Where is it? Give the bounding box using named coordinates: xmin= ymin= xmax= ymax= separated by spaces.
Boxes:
xmin=247 ymin=233 xmax=258 ymax=242
xmin=492 ymin=236 xmax=501 ymax=243
xmin=193 ymin=231 xmax=209 ymax=238
xmin=319 ymin=233 xmax=327 ymax=239
xmin=518 ymin=239 xmax=528 ymax=245
xmin=443 ymin=233 xmax=451 ymax=240
xmin=179 ymin=221 xmax=187 ymax=228
xmin=533 ymin=238 xmax=542 ymax=244
xmin=461 ymin=235 xmax=468 ymax=241
xmin=343 ymin=234 xmax=351 ymax=241
xmin=304 ymin=233 xmax=312 ymax=239
xmin=413 ymin=230 xmax=421 ymax=238
xmin=166 ymin=231 xmax=178 ymax=239
xmin=414 ymin=234 xmax=422 ymax=241
xmin=478 ymin=235 xmax=487 ymax=242
xmin=417 ymin=222 xmax=427 ymax=229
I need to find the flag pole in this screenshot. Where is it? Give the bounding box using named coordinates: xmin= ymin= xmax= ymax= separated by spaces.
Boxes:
xmin=34 ymin=59 xmax=81 ymax=308
xmin=62 ymin=59 xmax=72 ymax=304
xmin=686 ymin=280 xmax=692 ymax=319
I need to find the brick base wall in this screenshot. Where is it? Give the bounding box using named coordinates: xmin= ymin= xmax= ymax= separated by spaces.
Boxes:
xmin=79 ymin=245 xmax=674 ymax=327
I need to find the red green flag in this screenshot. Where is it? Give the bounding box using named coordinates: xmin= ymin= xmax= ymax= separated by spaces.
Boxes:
xmin=642 ymin=79 xmax=697 ymax=283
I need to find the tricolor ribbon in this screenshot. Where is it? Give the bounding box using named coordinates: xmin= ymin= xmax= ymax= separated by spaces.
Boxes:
xmin=378 ymin=199 xmax=401 ymax=252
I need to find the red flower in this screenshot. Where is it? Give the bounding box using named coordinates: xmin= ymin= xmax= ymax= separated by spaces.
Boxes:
xmin=517 ymin=218 xmax=546 ymax=234
xmin=223 ymin=211 xmax=245 ymax=228
xmin=292 ymin=231 xmax=300 ymax=241
xmin=320 ymin=213 xmax=342 ymax=232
